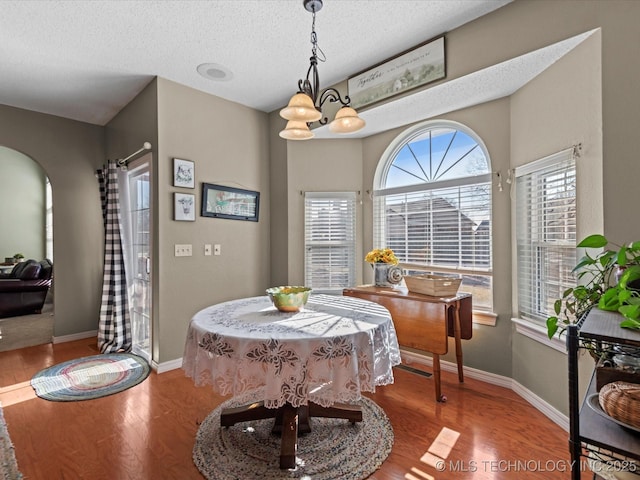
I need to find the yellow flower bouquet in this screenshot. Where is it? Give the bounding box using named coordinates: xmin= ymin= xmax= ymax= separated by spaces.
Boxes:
xmin=365 ymin=248 xmax=399 ymax=265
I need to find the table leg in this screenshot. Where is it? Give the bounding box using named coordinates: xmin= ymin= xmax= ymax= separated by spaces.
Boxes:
xmin=453 ymin=301 xmax=464 ymax=383
xmin=308 ymin=402 xmax=363 ymax=423
xmin=219 ymin=400 xmax=362 ymax=469
xmin=433 ymin=353 xmax=443 ymax=402
xmin=279 ymin=404 xmax=298 ymax=469
xmin=220 ymin=401 xmax=274 ymax=427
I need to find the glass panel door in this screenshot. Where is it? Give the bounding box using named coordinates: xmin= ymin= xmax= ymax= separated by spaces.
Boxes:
xmin=120 ymin=156 xmax=152 ymax=362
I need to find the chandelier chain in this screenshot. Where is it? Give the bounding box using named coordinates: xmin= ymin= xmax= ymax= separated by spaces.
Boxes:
xmin=310 ymin=9 xmax=326 ymax=63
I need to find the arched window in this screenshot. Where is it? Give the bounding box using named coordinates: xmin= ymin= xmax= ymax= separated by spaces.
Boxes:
xmin=373 ymin=120 xmax=493 ymax=310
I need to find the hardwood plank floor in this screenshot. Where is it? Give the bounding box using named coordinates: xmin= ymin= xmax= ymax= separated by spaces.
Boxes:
xmin=0 ymin=338 xmax=575 ymax=479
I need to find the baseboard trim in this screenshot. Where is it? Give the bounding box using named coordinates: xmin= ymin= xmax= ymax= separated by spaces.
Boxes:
xmin=512 ymin=380 xmax=569 ymax=431
xmin=400 ymin=349 xmax=569 ymax=431
xmin=155 ymin=357 xmax=183 ymax=374
xmin=52 ymin=330 xmax=97 ymax=344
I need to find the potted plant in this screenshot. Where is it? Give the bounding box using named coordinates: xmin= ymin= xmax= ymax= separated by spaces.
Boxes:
xmin=598 ymin=264 xmax=640 ymax=330
xmin=546 ymin=234 xmax=640 ymax=338
xmin=12 ymin=253 xmax=25 ymax=263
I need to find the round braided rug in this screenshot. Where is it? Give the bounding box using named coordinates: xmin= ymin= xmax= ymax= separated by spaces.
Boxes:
xmin=30 ymin=353 xmax=150 ymax=401
xmin=193 ymin=396 xmax=394 ymax=480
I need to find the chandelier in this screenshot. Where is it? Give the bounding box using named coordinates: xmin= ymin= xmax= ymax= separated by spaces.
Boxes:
xmin=279 ymin=0 xmax=365 ymax=140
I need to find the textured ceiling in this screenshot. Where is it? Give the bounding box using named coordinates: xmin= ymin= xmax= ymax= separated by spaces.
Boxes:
xmin=0 ymin=0 xmax=513 ymax=126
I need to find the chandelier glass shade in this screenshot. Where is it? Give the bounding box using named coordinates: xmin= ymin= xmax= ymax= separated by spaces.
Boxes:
xmin=279 ymin=0 xmax=365 ymax=140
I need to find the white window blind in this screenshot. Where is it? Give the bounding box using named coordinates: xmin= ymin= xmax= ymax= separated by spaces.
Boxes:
xmin=304 ymin=192 xmax=356 ymax=292
xmin=375 ymin=182 xmax=491 ymax=271
xmin=515 ymin=149 xmax=576 ymax=323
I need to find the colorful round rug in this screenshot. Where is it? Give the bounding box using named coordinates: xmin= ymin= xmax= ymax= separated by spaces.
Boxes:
xmin=30 ymin=353 xmax=150 ymax=401
xmin=193 ymin=396 xmax=394 ymax=480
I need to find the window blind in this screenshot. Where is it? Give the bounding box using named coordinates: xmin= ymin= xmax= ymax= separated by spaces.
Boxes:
xmin=374 ymin=183 xmax=491 ymax=271
xmin=515 ymin=149 xmax=576 ymax=323
xmin=373 ymin=180 xmax=493 ymax=310
xmin=304 ymin=192 xmax=356 ymax=292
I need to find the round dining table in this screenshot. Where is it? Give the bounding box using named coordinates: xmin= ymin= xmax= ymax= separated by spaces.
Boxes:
xmin=182 ymin=293 xmax=401 ymax=468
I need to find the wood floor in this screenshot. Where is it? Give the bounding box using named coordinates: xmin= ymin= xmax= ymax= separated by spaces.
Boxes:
xmin=0 ymin=338 xmax=575 ymax=480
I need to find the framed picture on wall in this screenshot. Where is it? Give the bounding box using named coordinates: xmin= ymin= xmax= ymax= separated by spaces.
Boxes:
xmin=174 ymin=192 xmax=196 ymax=221
xmin=347 ymin=35 xmax=446 ymax=110
xmin=173 ymin=158 xmax=195 ymax=188
xmin=201 ymin=183 xmax=260 ymax=222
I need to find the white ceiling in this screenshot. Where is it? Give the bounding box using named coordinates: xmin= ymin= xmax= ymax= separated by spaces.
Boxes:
xmin=0 ymin=0 xmax=514 ymax=126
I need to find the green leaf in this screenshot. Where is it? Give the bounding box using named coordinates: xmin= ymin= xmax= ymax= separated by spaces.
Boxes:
xmin=598 ymin=288 xmax=620 ymax=311
xmin=546 ymin=317 xmax=559 ymax=339
xmin=572 ymin=256 xmax=596 ymax=272
xmin=619 ymin=303 xmax=640 ymax=320
xmin=553 ymin=299 xmax=562 ymax=315
xmin=617 ymin=246 xmax=628 ymax=266
xmin=577 ymin=234 xmax=607 ymax=248
xmin=620 ymin=318 xmax=640 ymax=329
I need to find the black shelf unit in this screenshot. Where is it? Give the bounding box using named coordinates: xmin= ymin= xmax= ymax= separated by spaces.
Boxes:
xmin=568 ymin=308 xmax=640 ymax=479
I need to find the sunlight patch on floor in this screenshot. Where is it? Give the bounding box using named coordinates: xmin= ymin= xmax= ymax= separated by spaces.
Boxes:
xmin=428 ymin=427 xmax=460 ymax=458
xmin=0 ymin=380 xmax=37 ymax=406
xmin=416 ymin=426 xmax=461 ymax=476
xmin=405 ymin=466 xmax=435 ymax=480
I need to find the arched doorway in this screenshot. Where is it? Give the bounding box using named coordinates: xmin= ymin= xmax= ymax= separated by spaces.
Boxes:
xmin=0 ymin=146 xmax=54 ymax=351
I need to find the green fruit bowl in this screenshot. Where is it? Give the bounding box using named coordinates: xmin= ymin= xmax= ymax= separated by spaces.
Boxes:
xmin=266 ymin=286 xmax=312 ymax=312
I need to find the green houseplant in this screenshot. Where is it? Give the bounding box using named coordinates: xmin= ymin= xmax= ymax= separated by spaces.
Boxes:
xmin=598 ymin=264 xmax=640 ymax=329
xmin=546 ymin=234 xmax=640 ymax=338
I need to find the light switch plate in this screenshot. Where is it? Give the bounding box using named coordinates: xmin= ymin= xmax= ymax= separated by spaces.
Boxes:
xmin=214 ymin=244 xmax=221 ymax=256
xmin=175 ymin=244 xmax=192 ymax=257
xmin=204 ymin=244 xmax=212 ymax=256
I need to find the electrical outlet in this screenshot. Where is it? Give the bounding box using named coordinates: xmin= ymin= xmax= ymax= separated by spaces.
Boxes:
xmin=204 ymin=244 xmax=212 ymax=256
xmin=214 ymin=244 xmax=221 ymax=256
xmin=175 ymin=244 xmax=193 ymax=257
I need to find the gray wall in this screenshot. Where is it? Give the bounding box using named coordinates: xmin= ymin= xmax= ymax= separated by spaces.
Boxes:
xmin=0 ymin=147 xmax=46 ymax=261
xmin=0 ymin=104 xmax=104 ymax=337
xmin=156 ymin=78 xmax=271 ymax=363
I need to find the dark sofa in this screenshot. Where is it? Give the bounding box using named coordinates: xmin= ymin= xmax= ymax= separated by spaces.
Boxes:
xmin=0 ymin=259 xmax=53 ymax=318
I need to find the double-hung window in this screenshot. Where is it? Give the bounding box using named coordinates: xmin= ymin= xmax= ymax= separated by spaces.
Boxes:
xmin=515 ymin=149 xmax=576 ymax=324
xmin=373 ymin=121 xmax=493 ymax=311
xmin=304 ymin=192 xmax=356 ymax=292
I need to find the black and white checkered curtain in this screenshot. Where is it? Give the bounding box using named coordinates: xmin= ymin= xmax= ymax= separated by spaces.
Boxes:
xmin=96 ymin=160 xmax=131 ymax=353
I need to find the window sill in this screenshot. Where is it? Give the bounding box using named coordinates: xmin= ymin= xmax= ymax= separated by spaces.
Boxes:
xmin=473 ymin=310 xmax=497 ymax=326
xmin=511 ymin=317 xmax=567 ymax=354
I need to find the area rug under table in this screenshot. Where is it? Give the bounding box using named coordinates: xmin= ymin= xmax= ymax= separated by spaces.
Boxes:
xmin=193 ymin=396 xmax=394 ymax=480
xmin=30 ymin=353 xmax=150 ymax=401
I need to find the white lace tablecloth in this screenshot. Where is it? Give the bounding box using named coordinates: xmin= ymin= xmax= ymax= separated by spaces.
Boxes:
xmin=182 ymin=293 xmax=401 ymax=408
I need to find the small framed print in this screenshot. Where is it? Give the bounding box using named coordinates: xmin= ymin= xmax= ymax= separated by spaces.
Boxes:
xmin=173 ymin=158 xmax=195 ymax=188
xmin=174 ymin=193 xmax=196 ymax=221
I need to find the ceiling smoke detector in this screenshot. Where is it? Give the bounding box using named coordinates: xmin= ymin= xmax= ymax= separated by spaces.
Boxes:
xmin=197 ymin=63 xmax=233 ymax=82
